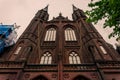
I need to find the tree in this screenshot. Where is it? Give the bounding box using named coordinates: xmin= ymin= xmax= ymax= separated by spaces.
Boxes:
xmin=86 ymin=0 xmax=120 ymax=39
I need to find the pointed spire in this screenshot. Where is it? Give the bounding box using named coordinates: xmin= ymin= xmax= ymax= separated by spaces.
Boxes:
xmin=43 ymin=5 xmax=49 ymax=11
xmin=72 ymin=4 xmax=78 ymax=11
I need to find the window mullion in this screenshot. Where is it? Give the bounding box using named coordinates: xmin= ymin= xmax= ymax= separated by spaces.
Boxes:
xmin=40 ymin=56 xmax=44 ymax=64
xmin=69 ymin=56 xmax=72 ymax=64
xmin=51 ymin=29 xmax=54 ymax=41
xmin=44 ymin=31 xmax=48 ymax=41
xmin=70 ymin=30 xmax=73 ymax=41
xmin=49 ymin=30 xmax=52 ymax=41
xmin=68 ymin=30 xmax=70 ymax=41
xmin=71 ymin=30 xmax=75 ymax=41
xmin=73 ymin=56 xmax=76 ymax=64
xmin=47 ymin=30 xmax=50 ymax=41
xmin=65 ymin=30 xmax=67 ymax=41
xmin=72 ymin=30 xmax=76 ymax=41
xmin=52 ymin=30 xmax=54 ymax=41
xmin=69 ymin=29 xmax=72 ymax=41
xmin=48 ymin=56 xmax=52 ymax=64
xmin=72 ymin=56 xmax=74 ymax=64
xmin=53 ymin=30 xmax=56 ymax=41
xmin=50 ymin=30 xmax=52 ymax=41
xmin=77 ymin=56 xmax=81 ymax=64
xmin=44 ymin=56 xmax=48 ymax=64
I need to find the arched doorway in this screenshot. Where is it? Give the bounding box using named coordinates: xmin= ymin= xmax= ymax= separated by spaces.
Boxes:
xmin=32 ymin=75 xmax=48 ymax=80
xmin=74 ymin=76 xmax=90 ymax=80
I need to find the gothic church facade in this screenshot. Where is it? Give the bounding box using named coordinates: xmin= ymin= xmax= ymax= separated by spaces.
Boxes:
xmin=0 ymin=5 xmax=120 ymax=80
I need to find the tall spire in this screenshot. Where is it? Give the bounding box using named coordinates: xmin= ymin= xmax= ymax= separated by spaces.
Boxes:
xmin=72 ymin=4 xmax=78 ymax=11
xmin=43 ymin=5 xmax=49 ymax=12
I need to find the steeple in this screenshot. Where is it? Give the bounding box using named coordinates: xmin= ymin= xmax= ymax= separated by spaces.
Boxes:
xmin=72 ymin=5 xmax=86 ymax=20
xmin=43 ymin=5 xmax=49 ymax=12
xmin=72 ymin=4 xmax=78 ymax=11
xmin=35 ymin=5 xmax=49 ymax=21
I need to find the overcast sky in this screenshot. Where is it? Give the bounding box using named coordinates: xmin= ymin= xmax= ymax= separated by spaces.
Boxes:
xmin=0 ymin=0 xmax=118 ymax=47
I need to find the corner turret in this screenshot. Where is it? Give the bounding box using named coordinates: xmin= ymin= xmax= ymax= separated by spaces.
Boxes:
xmin=72 ymin=5 xmax=86 ymax=20
xmin=35 ymin=5 xmax=49 ymax=21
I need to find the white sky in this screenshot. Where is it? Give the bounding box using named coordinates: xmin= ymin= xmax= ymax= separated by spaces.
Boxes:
xmin=0 ymin=0 xmax=118 ymax=47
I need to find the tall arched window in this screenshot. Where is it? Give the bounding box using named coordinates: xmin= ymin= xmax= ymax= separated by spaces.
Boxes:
xmin=40 ymin=52 xmax=52 ymax=64
xmin=65 ymin=28 xmax=77 ymax=41
xmin=98 ymin=41 xmax=107 ymax=54
xmin=44 ymin=28 xmax=56 ymax=41
xmin=20 ymin=46 xmax=32 ymax=58
xmin=100 ymin=45 xmax=107 ymax=54
xmin=14 ymin=47 xmax=22 ymax=54
xmin=69 ymin=52 xmax=81 ymax=64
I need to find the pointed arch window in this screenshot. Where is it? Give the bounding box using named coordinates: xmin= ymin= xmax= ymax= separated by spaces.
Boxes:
xmin=100 ymin=45 xmax=107 ymax=54
xmin=44 ymin=28 xmax=56 ymax=41
xmin=65 ymin=28 xmax=77 ymax=41
xmin=69 ymin=52 xmax=81 ymax=64
xmin=14 ymin=47 xmax=22 ymax=54
xmin=40 ymin=52 xmax=52 ymax=64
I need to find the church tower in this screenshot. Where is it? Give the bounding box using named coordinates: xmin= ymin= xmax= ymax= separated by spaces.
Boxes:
xmin=0 ymin=5 xmax=120 ymax=80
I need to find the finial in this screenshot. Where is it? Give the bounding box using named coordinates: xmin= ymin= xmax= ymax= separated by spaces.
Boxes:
xmin=43 ymin=4 xmax=49 ymax=11
xmin=59 ymin=12 xmax=62 ymax=16
xmin=72 ymin=4 xmax=78 ymax=11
